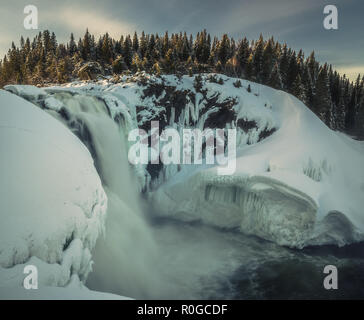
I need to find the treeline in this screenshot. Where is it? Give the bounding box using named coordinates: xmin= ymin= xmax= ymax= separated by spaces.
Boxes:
xmin=0 ymin=29 xmax=363 ymax=137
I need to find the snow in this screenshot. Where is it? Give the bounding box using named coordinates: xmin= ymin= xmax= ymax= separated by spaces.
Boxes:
xmin=4 ymin=74 xmax=364 ymax=251
xmin=0 ymin=276 xmax=131 ymax=300
xmin=0 ymin=90 xmax=108 ymax=295
xmin=4 ymin=85 xmax=47 ymax=104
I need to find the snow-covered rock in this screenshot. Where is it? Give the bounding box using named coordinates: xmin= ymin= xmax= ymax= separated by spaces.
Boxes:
xmin=0 ymin=90 xmax=107 ymax=292
xmin=150 ymin=80 xmax=364 ymax=248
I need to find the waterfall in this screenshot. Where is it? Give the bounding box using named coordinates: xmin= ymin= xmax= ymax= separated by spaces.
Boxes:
xmin=49 ymin=92 xmax=160 ymax=299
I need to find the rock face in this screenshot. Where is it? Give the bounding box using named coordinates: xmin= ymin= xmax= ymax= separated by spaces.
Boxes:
xmin=77 ymin=62 xmax=105 ymax=80
xmin=0 ymin=90 xmax=107 ymax=288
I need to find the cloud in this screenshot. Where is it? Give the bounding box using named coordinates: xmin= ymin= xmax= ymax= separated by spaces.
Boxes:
xmin=335 ymin=65 xmax=364 ymax=81
xmin=218 ymin=0 xmax=322 ymax=36
xmin=43 ymin=6 xmax=136 ymax=39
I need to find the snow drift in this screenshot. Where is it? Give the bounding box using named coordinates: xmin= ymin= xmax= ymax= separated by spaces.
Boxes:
xmin=0 ymin=90 xmax=109 ymax=297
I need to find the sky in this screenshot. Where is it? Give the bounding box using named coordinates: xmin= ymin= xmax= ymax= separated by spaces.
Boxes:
xmin=0 ymin=0 xmax=362 ymax=80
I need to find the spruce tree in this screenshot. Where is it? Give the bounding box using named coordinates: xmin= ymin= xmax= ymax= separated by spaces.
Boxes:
xmin=123 ymin=35 xmax=133 ymax=67
xmin=268 ymin=62 xmax=283 ymax=89
xmin=279 ymin=44 xmax=289 ymax=88
xmin=236 ymin=37 xmax=250 ymax=76
xmin=314 ymin=65 xmax=332 ymax=124
xmin=245 ymin=53 xmax=255 ymax=81
xmin=132 ymin=32 xmax=139 ymax=53
xmin=261 ymin=39 xmax=274 ymax=83
xmin=291 ymin=74 xmax=306 ymax=102
xmin=287 ymin=52 xmax=299 ymax=92
xmin=81 ymin=29 xmax=91 ymax=60
xmin=101 ymin=33 xmax=112 ymax=63
xmin=217 ymin=34 xmax=230 ymax=66
xmin=139 ymin=31 xmax=147 ymax=58
xmin=69 ymin=33 xmax=77 ymax=56
xmin=252 ymin=34 xmax=264 ymax=81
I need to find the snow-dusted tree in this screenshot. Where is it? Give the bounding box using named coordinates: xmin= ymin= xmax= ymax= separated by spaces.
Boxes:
xmin=123 ymin=35 xmax=133 ymax=67
xmin=132 ymin=32 xmax=139 ymax=53
xmin=217 ymin=34 xmax=230 ymax=66
xmin=69 ymin=33 xmax=77 ymax=56
xmin=261 ymin=38 xmax=275 ymax=83
xmin=291 ymin=74 xmax=307 ymax=103
xmin=314 ymin=65 xmax=333 ymax=124
xmin=279 ymin=44 xmax=289 ymax=89
xmin=252 ymin=34 xmax=264 ymax=81
xmin=268 ymin=62 xmax=283 ymax=89
xmin=139 ymin=32 xmax=147 ymax=59
xmin=236 ymin=37 xmax=250 ymax=76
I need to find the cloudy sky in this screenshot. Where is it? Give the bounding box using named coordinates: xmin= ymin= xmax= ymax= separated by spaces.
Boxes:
xmin=0 ymin=0 xmax=362 ymax=80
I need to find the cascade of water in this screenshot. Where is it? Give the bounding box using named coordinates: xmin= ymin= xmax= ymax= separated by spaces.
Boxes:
xmin=50 ymin=92 xmax=160 ymax=298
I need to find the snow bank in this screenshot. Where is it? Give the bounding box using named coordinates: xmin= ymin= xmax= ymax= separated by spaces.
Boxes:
xmin=0 ymin=90 xmax=107 ymax=293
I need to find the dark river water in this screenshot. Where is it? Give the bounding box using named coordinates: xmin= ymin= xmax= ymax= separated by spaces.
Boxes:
xmin=150 ymin=218 xmax=364 ymax=300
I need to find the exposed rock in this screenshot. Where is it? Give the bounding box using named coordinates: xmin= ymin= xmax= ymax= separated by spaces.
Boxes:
xmin=78 ymin=62 xmax=105 ymax=80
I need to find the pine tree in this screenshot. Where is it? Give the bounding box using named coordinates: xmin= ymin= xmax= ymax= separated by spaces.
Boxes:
xmin=236 ymin=37 xmax=250 ymax=76
xmin=287 ymin=52 xmax=299 ymax=92
xmin=147 ymin=34 xmax=156 ymax=62
xmin=268 ymin=62 xmax=283 ymax=89
xmin=194 ymin=30 xmax=210 ymax=64
xmin=162 ymin=48 xmax=175 ymax=74
xmin=279 ymin=44 xmax=289 ymax=88
xmin=217 ymin=34 xmax=230 ymax=66
xmin=81 ymin=29 xmax=91 ymax=60
xmin=301 ymin=64 xmax=314 ymax=106
xmin=131 ymin=53 xmax=142 ymax=72
xmin=57 ymin=56 xmax=70 ymax=83
xmin=356 ymin=96 xmax=364 ymax=138
xmin=35 ymin=47 xmax=46 ymax=81
xmin=345 ymin=88 xmax=356 ymax=131
xmin=50 ymin=32 xmax=57 ymax=54
xmin=69 ymin=33 xmax=77 ymax=56
xmin=252 ymin=34 xmax=264 ymax=81
xmin=291 ymin=74 xmax=306 ymax=102
xmin=261 ymin=39 xmax=274 ymax=83
xmin=139 ymin=31 xmax=147 ymax=58
xmin=314 ymin=65 xmax=332 ymax=124
xmin=101 ymin=33 xmax=113 ymax=63
xmin=181 ymin=32 xmax=190 ymax=62
xmin=335 ymin=83 xmax=346 ymax=131
xmin=123 ymin=35 xmax=133 ymax=67
xmin=161 ymin=31 xmax=169 ymax=57
xmin=307 ymin=51 xmax=318 ymax=84
xmin=132 ymin=32 xmax=139 ymax=53
xmin=89 ymin=35 xmax=97 ymax=60
xmin=42 ymin=30 xmax=51 ymax=55
xmin=245 ymin=53 xmax=255 ymax=81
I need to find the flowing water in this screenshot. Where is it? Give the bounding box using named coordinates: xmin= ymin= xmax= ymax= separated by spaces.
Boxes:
xmin=49 ymin=92 xmax=364 ymax=300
